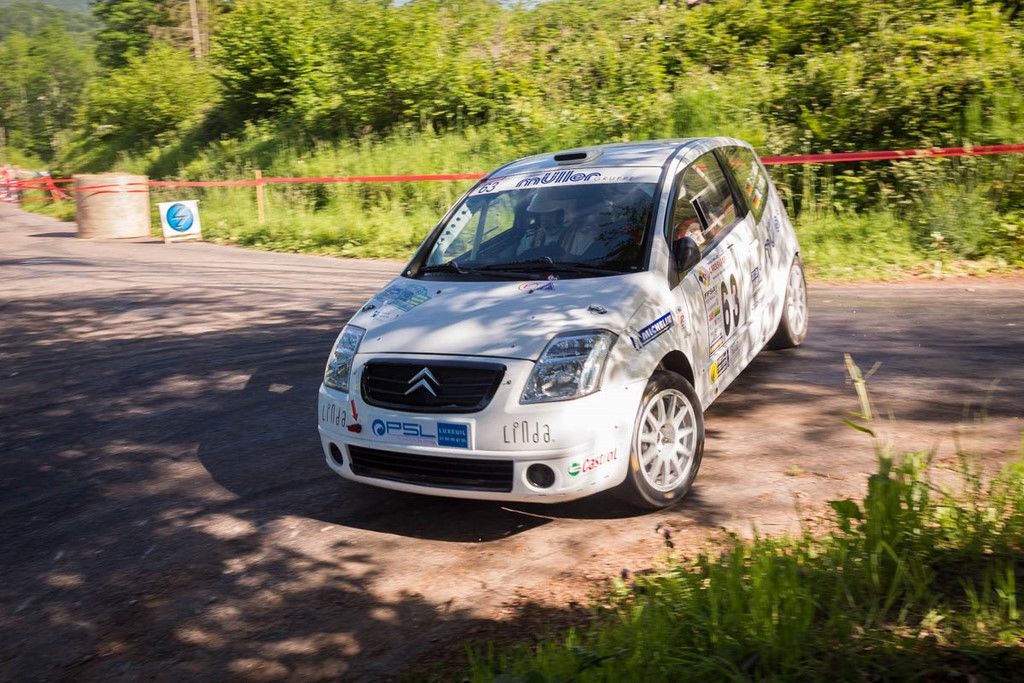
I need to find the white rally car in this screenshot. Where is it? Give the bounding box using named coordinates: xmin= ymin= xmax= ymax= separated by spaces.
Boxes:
xmin=318 ymin=138 xmax=807 ymax=509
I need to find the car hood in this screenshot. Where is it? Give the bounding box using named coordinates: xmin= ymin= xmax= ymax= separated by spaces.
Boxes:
xmin=350 ymin=273 xmax=652 ymax=360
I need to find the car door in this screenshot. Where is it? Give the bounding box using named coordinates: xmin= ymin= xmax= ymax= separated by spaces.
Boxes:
xmin=719 ymin=145 xmax=781 ymax=348
xmin=666 ymin=150 xmax=753 ymax=405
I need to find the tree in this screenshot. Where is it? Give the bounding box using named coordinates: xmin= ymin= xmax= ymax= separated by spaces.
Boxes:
xmin=91 ymin=0 xmax=167 ymax=68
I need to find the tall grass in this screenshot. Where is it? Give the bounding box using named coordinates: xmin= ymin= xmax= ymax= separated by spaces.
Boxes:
xmin=18 ymin=126 xmax=1024 ymax=276
xmin=468 ymin=359 xmax=1024 ymax=681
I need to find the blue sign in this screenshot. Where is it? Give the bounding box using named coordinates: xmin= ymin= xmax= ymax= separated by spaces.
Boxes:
xmin=437 ymin=423 xmax=470 ymax=448
xmin=166 ymin=203 xmax=194 ymax=232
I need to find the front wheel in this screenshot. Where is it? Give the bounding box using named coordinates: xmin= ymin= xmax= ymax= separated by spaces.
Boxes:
xmin=618 ymin=370 xmax=705 ymax=510
xmin=768 ymin=256 xmax=808 ymax=349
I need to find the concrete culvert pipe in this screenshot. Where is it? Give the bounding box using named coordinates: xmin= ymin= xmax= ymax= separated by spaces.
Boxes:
xmin=73 ymin=174 xmax=150 ymax=239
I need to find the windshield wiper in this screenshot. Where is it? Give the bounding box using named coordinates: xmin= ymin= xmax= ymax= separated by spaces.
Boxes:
xmin=476 ymin=258 xmax=622 ymax=276
xmin=418 ymin=261 xmax=529 ymax=279
xmin=474 ymin=258 xmax=554 ymax=271
xmin=419 ymin=262 xmax=465 ymax=274
xmin=550 ymin=261 xmax=625 ymax=275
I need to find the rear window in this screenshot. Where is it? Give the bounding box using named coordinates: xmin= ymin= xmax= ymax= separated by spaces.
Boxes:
xmin=722 ymin=146 xmax=770 ymax=223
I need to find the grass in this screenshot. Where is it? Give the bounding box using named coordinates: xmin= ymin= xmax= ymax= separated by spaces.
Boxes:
xmin=13 ymin=128 xmax=1024 ymax=277
xmin=465 ymin=359 xmax=1024 ymax=681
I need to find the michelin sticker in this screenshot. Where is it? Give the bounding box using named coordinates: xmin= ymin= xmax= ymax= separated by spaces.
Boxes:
xmin=362 ymin=283 xmax=431 ymax=323
xmin=631 ymin=312 xmax=672 ymax=350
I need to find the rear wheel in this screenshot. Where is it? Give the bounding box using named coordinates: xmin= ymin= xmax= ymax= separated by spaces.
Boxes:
xmin=618 ymin=370 xmax=704 ymax=510
xmin=768 ymin=256 xmax=808 ymax=349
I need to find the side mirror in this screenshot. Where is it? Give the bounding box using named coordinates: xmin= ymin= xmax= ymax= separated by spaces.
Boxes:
xmin=672 ymin=236 xmax=701 ymax=275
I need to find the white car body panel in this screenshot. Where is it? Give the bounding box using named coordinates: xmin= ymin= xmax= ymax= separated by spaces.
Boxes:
xmin=317 ymin=137 xmax=802 ymax=503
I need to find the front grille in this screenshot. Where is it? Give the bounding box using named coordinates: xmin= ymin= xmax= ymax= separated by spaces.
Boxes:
xmin=348 ymin=445 xmax=514 ymax=492
xmin=361 ymin=360 xmax=505 ymax=414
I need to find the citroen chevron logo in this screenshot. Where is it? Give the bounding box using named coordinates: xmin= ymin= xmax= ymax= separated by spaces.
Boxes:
xmin=405 ymin=367 xmax=439 ymax=396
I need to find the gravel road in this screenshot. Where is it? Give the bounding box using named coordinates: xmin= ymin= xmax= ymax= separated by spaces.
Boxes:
xmin=2 ymin=204 xmax=1022 ymax=680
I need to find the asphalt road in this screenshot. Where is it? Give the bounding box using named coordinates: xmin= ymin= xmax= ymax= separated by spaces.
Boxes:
xmin=2 ymin=204 xmax=1022 ymax=680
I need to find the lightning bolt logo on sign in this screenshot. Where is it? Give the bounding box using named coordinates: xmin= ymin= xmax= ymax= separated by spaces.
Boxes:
xmin=166 ymin=203 xmax=194 ymax=232
xmin=158 ymin=199 xmax=203 ymax=243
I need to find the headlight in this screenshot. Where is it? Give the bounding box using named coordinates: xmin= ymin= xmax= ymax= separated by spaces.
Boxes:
xmin=521 ymin=330 xmax=616 ymax=403
xmin=323 ymin=325 xmax=365 ymax=393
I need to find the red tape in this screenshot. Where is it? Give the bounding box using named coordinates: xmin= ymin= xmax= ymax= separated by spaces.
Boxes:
xmin=6 ymin=143 xmax=1024 ymax=201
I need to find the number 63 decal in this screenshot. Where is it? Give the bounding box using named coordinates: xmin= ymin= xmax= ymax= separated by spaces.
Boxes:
xmin=720 ymin=274 xmax=741 ymax=336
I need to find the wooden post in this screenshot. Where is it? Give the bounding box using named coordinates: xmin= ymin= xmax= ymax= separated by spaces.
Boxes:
xmin=188 ymin=0 xmax=203 ymax=59
xmin=255 ymin=169 xmax=265 ymax=224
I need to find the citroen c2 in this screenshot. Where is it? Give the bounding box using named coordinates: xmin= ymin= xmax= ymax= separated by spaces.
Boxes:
xmin=317 ymin=138 xmax=808 ymax=509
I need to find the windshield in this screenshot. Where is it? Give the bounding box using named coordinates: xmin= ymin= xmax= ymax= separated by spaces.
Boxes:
xmin=418 ymin=169 xmax=659 ymax=278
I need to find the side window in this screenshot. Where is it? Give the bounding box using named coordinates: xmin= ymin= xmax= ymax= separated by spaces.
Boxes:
xmin=480 ymin=193 xmax=516 ymax=243
xmin=670 ymin=151 xmax=738 ymax=249
xmin=722 ymin=146 xmax=770 ymax=223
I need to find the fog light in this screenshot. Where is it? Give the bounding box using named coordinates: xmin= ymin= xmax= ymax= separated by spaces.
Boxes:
xmin=526 ymin=464 xmax=555 ymax=489
xmin=328 ymin=443 xmax=344 ymax=466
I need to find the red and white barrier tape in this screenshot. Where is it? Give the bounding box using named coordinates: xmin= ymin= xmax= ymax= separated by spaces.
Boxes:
xmin=3 ymin=143 xmax=1023 ymax=201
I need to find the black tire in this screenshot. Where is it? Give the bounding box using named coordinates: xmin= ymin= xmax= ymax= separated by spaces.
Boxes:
xmin=768 ymin=255 xmax=809 ymax=349
xmin=617 ymin=370 xmax=705 ymax=510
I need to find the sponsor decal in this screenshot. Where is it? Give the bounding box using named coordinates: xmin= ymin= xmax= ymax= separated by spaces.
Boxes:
xmin=515 ymin=170 xmax=602 ymax=188
xmin=320 ymin=400 xmax=346 ymax=428
xmin=369 ymin=417 xmax=470 ymax=448
xmin=437 ymin=423 xmax=470 ymax=449
xmin=568 ymin=448 xmax=618 ymax=477
xmin=503 ymin=421 xmax=551 ymax=445
xmin=696 ymin=253 xmax=727 ymax=293
xmin=632 ymin=312 xmax=672 ymax=350
xmin=710 ymin=348 xmax=730 ymax=383
xmin=364 ymin=283 xmax=431 ymax=323
xmin=518 ymin=281 xmax=555 ymax=294
xmin=706 ymin=253 xmax=728 ymax=278
xmin=704 ymin=288 xmax=725 ymax=354
xmin=473 ymin=167 xmax=662 ymax=195
xmin=764 ymin=232 xmax=776 ymax=262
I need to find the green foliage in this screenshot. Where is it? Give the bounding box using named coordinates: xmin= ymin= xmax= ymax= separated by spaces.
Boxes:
xmin=91 ymin=0 xmax=168 ymax=68
xmin=468 ymin=448 xmax=1024 ymax=681
xmin=67 ymin=43 xmax=217 ymax=168
xmin=5 ymin=0 xmax=1024 ymax=274
xmin=0 ymin=0 xmax=96 ymax=39
xmin=0 ymin=21 xmax=94 ymax=160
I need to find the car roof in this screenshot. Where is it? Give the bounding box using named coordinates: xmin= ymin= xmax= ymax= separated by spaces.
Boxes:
xmin=489 ymin=138 xmax=736 ymax=178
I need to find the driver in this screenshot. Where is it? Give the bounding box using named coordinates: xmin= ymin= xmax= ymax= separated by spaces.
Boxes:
xmin=518 ymin=190 xmax=580 ymax=258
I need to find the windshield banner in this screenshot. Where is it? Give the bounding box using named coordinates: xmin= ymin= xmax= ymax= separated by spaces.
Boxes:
xmin=473 ymin=167 xmax=663 ymax=195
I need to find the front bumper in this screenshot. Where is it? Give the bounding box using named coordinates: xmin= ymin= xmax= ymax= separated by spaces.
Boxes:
xmin=317 ymin=355 xmax=645 ymax=503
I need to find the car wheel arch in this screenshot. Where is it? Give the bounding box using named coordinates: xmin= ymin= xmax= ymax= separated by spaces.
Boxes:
xmin=657 ymin=350 xmax=695 ymax=389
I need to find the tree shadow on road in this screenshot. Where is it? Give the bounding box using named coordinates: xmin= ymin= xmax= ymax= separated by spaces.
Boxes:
xmin=3 ymin=281 xmax=1022 ymax=680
